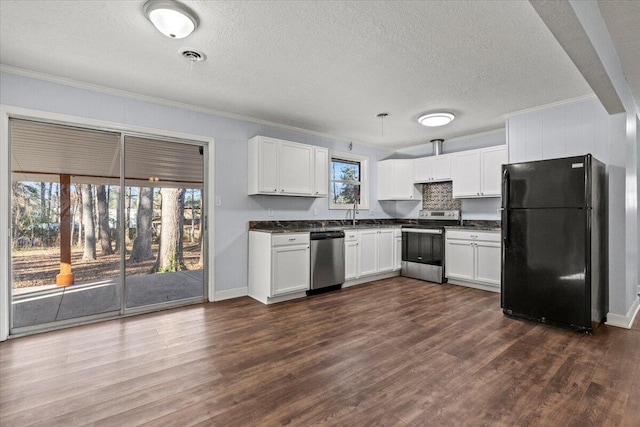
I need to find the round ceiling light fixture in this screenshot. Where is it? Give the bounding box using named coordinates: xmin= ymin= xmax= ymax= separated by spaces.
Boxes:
xmin=418 ymin=112 xmax=455 ymax=127
xmin=144 ymin=0 xmax=199 ymax=39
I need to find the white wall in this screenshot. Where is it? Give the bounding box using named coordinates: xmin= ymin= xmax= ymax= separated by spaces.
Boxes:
xmin=506 ymin=97 xmax=637 ymax=325
xmin=0 ymin=71 xmax=396 ymax=303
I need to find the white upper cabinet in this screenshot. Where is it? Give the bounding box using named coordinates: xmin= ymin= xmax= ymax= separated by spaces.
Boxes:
xmin=480 ymin=146 xmax=507 ymax=197
xmin=414 ymin=155 xmax=451 ymax=183
xmin=313 ymin=147 xmax=329 ymax=197
xmin=248 ymin=136 xmax=326 ymax=197
xmin=278 ymin=141 xmax=313 ymax=195
xmin=452 ymin=151 xmax=481 ymax=197
xmin=378 ymin=159 xmax=421 ymax=200
xmin=256 ymin=137 xmax=278 ymax=194
xmin=452 ymin=146 xmax=506 ymax=198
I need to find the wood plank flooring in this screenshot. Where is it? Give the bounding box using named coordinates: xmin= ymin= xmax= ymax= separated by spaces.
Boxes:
xmin=1 ymin=276 xmax=639 ymax=426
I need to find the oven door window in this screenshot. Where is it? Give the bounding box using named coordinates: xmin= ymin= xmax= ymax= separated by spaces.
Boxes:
xmin=402 ymin=232 xmax=443 ymax=266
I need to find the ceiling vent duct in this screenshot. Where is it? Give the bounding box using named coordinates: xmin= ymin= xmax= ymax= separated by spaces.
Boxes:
xmin=431 ymin=139 xmax=444 ymax=156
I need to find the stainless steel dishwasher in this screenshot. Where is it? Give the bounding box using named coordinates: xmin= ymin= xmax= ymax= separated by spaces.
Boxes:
xmin=310 ymin=231 xmax=345 ymax=292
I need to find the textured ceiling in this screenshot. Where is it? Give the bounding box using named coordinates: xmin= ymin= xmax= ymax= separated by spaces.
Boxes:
xmin=0 ymin=1 xmax=598 ymax=149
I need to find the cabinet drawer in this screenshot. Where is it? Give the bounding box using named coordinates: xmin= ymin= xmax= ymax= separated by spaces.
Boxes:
xmin=344 ymin=231 xmax=358 ymax=241
xmin=272 ymin=233 xmax=310 ymax=246
xmin=446 ymin=230 xmax=500 ymax=242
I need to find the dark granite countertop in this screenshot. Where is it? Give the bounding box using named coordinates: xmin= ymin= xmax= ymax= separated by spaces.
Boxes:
xmin=445 ymin=225 xmax=501 ymax=232
xmin=249 ymin=219 xmax=501 ymax=233
xmin=250 ymin=224 xmax=405 ymax=234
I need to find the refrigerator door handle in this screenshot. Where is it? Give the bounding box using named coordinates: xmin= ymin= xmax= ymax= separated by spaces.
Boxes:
xmin=502 ymin=168 xmax=509 ymax=246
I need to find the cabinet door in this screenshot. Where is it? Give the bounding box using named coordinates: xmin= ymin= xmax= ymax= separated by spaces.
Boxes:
xmin=345 ymin=241 xmax=359 ymax=280
xmin=452 ymin=151 xmax=481 ymax=198
xmin=313 ymin=147 xmax=329 ymax=197
xmin=376 ymin=229 xmax=395 ymax=273
xmin=392 ymin=160 xmax=418 ymax=199
xmin=258 ymin=138 xmax=278 ymax=193
xmin=480 ymin=146 xmax=506 ymax=197
xmin=474 ymin=241 xmax=501 ymax=285
xmin=445 ymin=240 xmax=474 ymax=281
xmin=279 ymin=141 xmax=313 ymax=195
xmin=377 ymin=161 xmax=392 ymax=200
xmin=414 ymin=157 xmax=432 ymax=183
xmin=431 ymin=155 xmax=452 ymax=181
xmin=271 ymin=245 xmax=310 ymax=296
xmin=358 ymin=230 xmax=378 ymax=276
xmin=394 ymin=237 xmax=402 ymax=271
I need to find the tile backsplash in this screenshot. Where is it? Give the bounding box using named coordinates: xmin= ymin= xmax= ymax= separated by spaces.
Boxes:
xmin=421 ymin=181 xmax=461 ymax=210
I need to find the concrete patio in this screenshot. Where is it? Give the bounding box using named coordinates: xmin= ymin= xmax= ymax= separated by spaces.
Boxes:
xmin=12 ymin=270 xmax=204 ymax=329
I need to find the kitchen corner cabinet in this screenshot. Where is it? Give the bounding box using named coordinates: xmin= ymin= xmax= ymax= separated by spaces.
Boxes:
xmin=451 ymin=146 xmax=506 ymax=198
xmin=378 ymin=159 xmax=421 ymax=200
xmin=249 ymin=231 xmax=310 ymax=304
xmin=445 ymin=230 xmax=501 ymax=291
xmin=414 ymin=154 xmax=452 ymax=183
xmin=248 ymin=136 xmax=327 ymax=197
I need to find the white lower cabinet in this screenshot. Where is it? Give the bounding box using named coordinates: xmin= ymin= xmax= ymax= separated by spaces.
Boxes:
xmin=376 ymin=229 xmax=395 ymax=273
xmin=445 ymin=230 xmax=501 ymax=292
xmin=394 ymin=229 xmax=402 ymax=271
xmin=249 ymin=231 xmax=310 ymax=304
xmin=357 ymin=228 xmax=395 ymax=277
xmin=344 ymin=231 xmax=359 ymax=280
xmin=358 ymin=230 xmax=378 ymax=276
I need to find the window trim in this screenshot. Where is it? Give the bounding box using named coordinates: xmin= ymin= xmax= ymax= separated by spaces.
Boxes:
xmin=329 ymin=150 xmax=369 ymax=210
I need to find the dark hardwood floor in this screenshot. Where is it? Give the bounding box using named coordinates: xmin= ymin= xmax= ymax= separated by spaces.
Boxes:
xmin=1 ymin=277 xmax=639 ymax=426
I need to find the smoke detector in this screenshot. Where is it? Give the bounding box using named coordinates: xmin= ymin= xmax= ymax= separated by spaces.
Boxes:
xmin=181 ymin=49 xmax=206 ymax=62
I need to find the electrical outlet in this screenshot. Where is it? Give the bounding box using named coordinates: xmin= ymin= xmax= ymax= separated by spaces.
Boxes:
xmin=370 ymin=210 xmax=375 ymax=216
xmin=268 ymin=208 xmax=274 ymax=217
xmin=313 ymin=208 xmax=318 ymax=216
xmin=215 ymin=196 xmax=222 ymax=206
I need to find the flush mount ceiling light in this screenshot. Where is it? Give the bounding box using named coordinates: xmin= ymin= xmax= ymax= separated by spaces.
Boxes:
xmin=418 ymin=112 xmax=455 ymax=127
xmin=144 ymin=0 xmax=199 ymax=39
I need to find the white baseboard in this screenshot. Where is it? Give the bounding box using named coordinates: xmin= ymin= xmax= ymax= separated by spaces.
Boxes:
xmin=342 ymin=271 xmax=400 ymax=288
xmin=214 ymin=286 xmax=248 ymax=301
xmin=606 ymin=296 xmax=640 ymax=329
xmin=446 ymin=279 xmax=501 ymax=293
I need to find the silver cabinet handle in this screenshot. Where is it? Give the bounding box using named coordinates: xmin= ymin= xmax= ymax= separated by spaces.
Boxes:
xmin=274 ymin=188 xmax=277 ymax=192
xmin=289 ymin=238 xmax=296 ymax=241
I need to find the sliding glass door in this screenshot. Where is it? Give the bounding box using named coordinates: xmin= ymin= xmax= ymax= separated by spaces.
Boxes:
xmin=9 ymin=119 xmax=207 ymax=334
xmin=10 ymin=119 xmax=122 ymax=330
xmin=123 ymin=136 xmax=204 ymax=311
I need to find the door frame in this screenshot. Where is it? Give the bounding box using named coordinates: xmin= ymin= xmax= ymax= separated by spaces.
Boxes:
xmin=0 ymin=105 xmax=216 ymax=341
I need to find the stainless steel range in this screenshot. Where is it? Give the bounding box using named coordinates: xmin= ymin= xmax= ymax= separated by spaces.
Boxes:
xmin=401 ymin=210 xmax=461 ymax=283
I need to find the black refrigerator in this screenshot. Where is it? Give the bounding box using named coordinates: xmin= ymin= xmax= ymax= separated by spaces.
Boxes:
xmin=501 ymin=154 xmax=607 ymax=333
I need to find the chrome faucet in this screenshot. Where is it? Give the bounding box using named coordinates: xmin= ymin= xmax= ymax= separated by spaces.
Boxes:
xmin=352 ymin=201 xmax=358 ymax=226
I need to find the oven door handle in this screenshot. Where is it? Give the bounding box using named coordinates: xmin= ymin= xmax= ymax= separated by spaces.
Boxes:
xmin=402 ymin=229 xmax=442 ymax=235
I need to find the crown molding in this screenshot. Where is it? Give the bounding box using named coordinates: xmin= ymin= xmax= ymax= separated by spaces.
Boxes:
xmin=503 ymin=93 xmax=597 ymax=118
xmin=396 ymin=127 xmax=506 ymax=153
xmin=0 ymin=64 xmax=384 ymax=149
